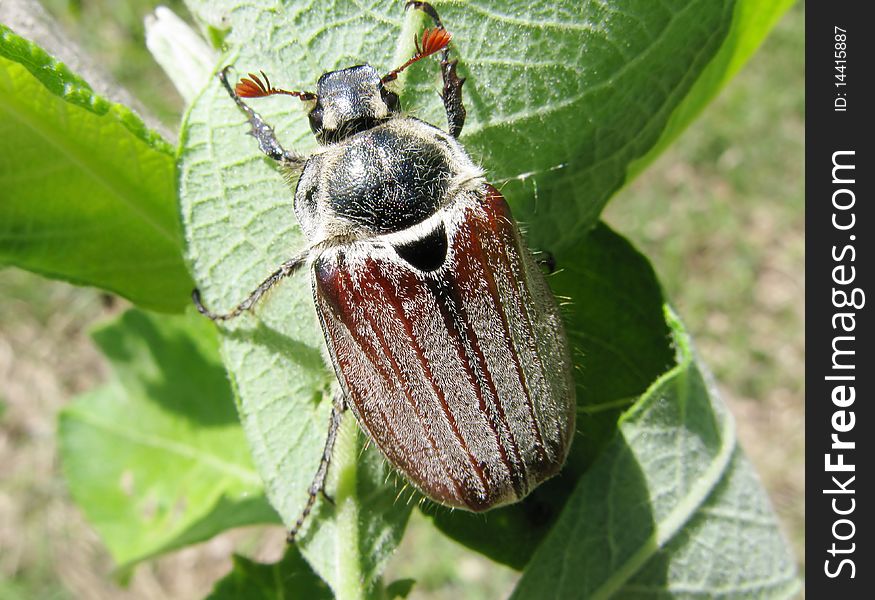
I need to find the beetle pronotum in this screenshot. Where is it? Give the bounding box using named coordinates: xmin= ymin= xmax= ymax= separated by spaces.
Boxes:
xmin=194 ymin=1 xmax=576 ymax=540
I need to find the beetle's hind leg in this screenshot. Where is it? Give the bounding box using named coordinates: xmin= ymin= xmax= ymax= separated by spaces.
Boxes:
xmin=218 ymin=67 xmax=305 ymax=168
xmin=192 ymin=250 xmax=309 ymax=321
xmin=288 ymin=392 xmax=347 ymax=543
xmin=406 ymin=1 xmax=466 ymax=138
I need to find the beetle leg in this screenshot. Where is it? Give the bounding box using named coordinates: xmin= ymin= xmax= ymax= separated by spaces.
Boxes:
xmin=406 ymin=1 xmax=467 ymax=138
xmin=287 ymin=392 xmax=347 ymax=543
xmin=440 ymin=59 xmax=466 ymax=138
xmin=192 ymin=250 xmax=309 ymax=321
xmin=218 ymin=67 xmax=305 ymax=168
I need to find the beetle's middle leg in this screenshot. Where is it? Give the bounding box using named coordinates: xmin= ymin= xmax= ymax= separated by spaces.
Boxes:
xmin=218 ymin=67 xmax=305 ymax=168
xmin=192 ymin=250 xmax=309 ymax=321
xmin=406 ymin=1 xmax=466 ymax=138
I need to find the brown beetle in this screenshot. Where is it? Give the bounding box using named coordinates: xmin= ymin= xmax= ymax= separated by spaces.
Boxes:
xmin=194 ymin=1 xmax=576 ymax=540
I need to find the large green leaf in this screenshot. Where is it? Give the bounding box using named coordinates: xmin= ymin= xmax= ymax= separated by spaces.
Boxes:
xmin=176 ymin=0 xmax=795 ymax=595
xmin=510 ymin=311 xmax=800 ymax=599
xmin=0 ymin=24 xmax=192 ymax=312
xmin=58 ymin=309 xmax=278 ymax=569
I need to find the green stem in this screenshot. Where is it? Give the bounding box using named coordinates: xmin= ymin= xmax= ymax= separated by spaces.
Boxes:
xmin=332 ymin=417 xmax=364 ymax=600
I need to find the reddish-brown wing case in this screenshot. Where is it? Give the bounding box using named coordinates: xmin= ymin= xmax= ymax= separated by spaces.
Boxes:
xmin=312 ymin=185 xmax=575 ymax=510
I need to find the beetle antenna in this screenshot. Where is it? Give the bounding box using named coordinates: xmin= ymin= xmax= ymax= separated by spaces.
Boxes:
xmin=382 ymin=28 xmax=452 ymax=83
xmin=236 ymin=70 xmax=317 ymax=101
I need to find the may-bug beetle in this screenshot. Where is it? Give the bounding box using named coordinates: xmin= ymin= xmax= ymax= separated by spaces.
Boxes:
xmin=194 ymin=1 xmax=576 ymax=540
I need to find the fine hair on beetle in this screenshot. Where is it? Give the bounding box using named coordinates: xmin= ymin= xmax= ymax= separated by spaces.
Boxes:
xmin=194 ymin=1 xmax=576 ymax=542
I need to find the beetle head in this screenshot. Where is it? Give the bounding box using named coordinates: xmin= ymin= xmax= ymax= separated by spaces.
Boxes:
xmin=232 ymin=28 xmax=451 ymax=145
xmin=309 ymin=65 xmax=399 ymax=144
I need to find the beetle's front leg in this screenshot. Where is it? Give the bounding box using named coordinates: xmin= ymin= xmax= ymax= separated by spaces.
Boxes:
xmin=218 ymin=67 xmax=305 ymax=168
xmin=406 ymin=1 xmax=466 ymax=138
xmin=439 ymin=58 xmax=466 ymax=139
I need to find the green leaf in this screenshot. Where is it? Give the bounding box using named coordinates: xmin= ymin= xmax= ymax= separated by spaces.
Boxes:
xmin=205 ymin=548 xmax=417 ymax=599
xmin=627 ymin=0 xmax=797 ymax=178
xmin=509 ymin=310 xmax=800 ymax=599
xmin=207 ymin=548 xmax=332 ymax=600
xmin=176 ymin=0 xmax=795 ymax=593
xmin=0 ymin=25 xmax=192 ymax=312
xmin=59 ymin=309 xmax=278 ymax=569
xmin=384 ymin=579 xmax=416 ymax=599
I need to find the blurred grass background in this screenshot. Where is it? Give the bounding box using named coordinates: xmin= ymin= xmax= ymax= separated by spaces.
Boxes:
xmin=0 ymin=1 xmax=803 ymax=598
